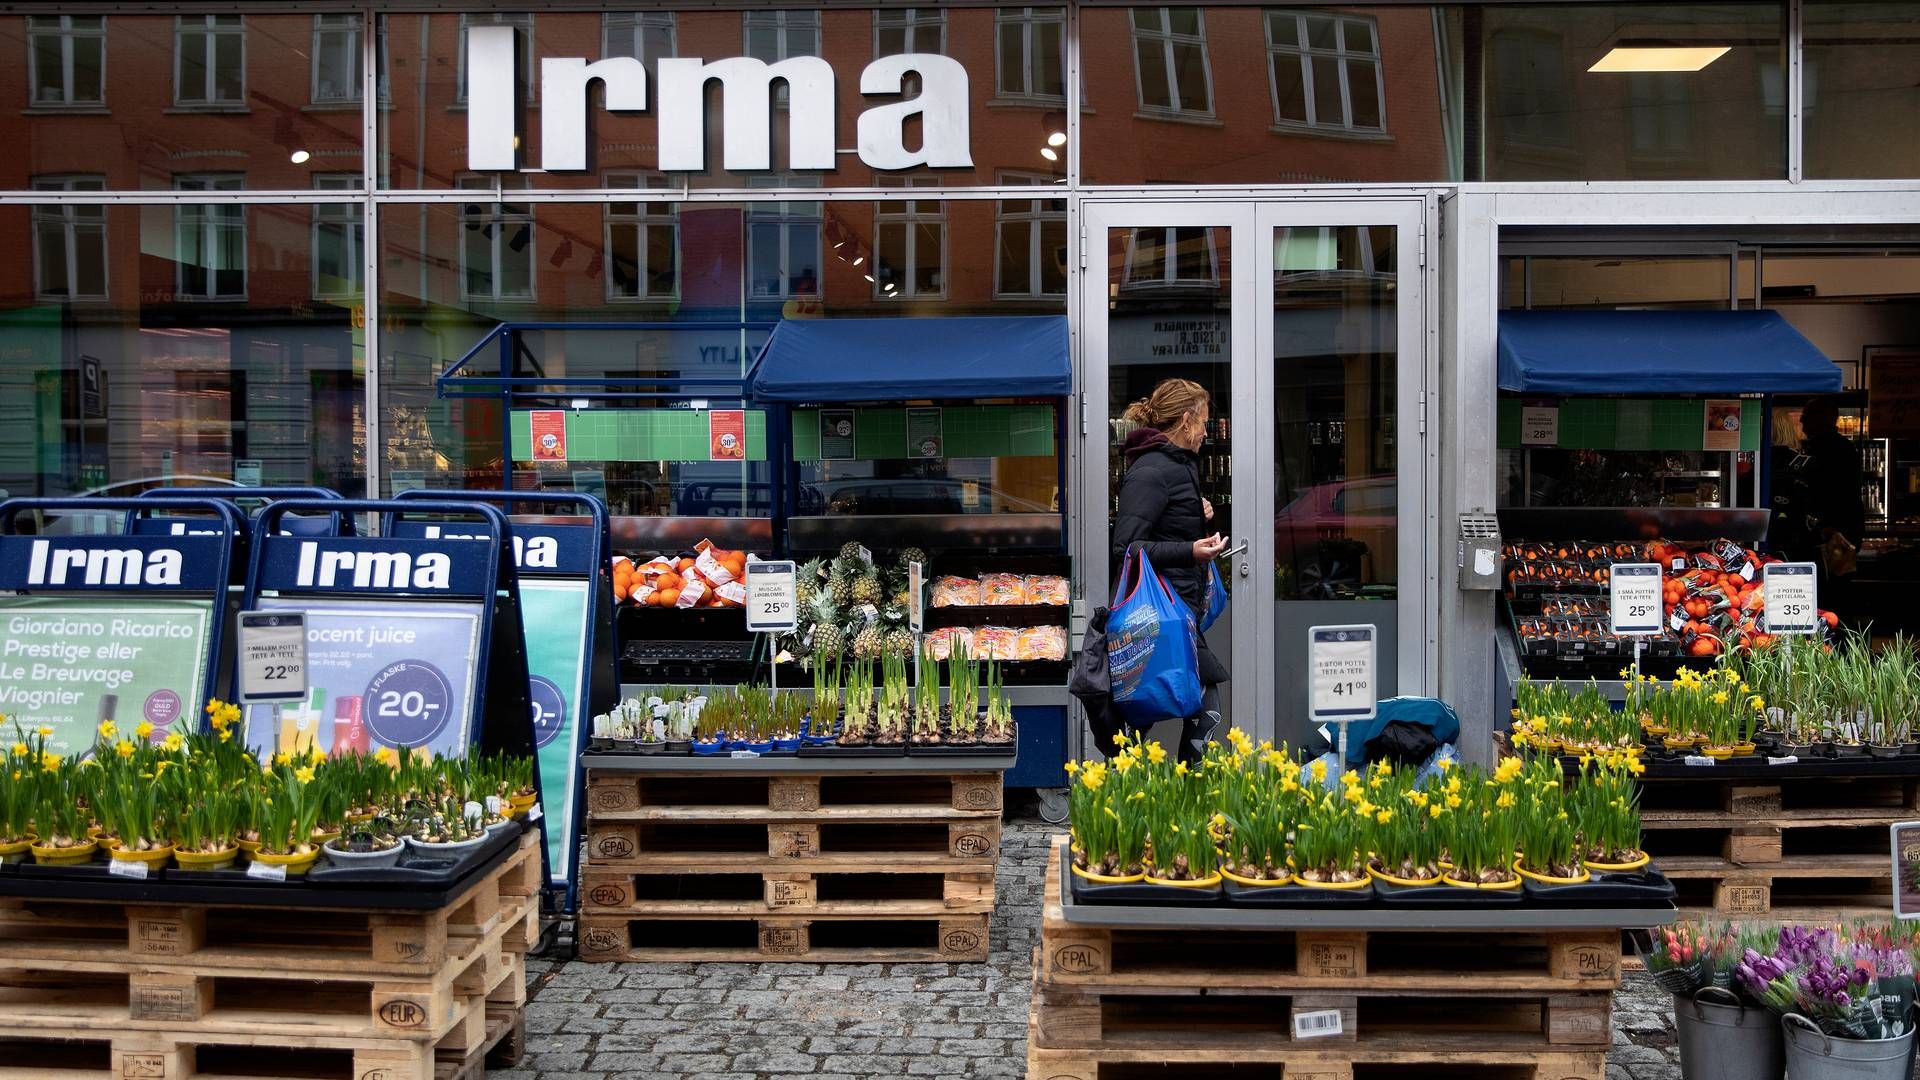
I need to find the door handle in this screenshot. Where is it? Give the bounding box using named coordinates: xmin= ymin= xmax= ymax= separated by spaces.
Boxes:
xmin=1230 ymin=538 xmax=1251 ymax=578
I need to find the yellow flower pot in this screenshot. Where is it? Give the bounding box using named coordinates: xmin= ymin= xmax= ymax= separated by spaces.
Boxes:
xmin=1221 ymin=866 xmax=1292 ymax=887
xmin=509 ymin=792 xmax=538 ymax=813
xmin=1514 ymin=860 xmax=1591 ymax=886
xmin=107 ymin=843 xmax=175 ymax=870
xmin=174 ymin=846 xmax=240 ymax=872
xmin=31 ymin=838 xmax=98 ymax=865
xmin=1663 ymin=736 xmax=1698 ymax=750
xmin=1295 ymin=872 xmax=1371 ymax=891
xmin=1442 ymin=871 xmax=1523 ymax=891
xmin=236 ymin=838 xmax=262 ymax=856
xmin=251 ymin=848 xmax=322 ymax=876
xmin=1143 ymin=871 xmax=1222 ymax=888
xmin=1584 ymin=852 xmax=1652 ymax=873
xmin=1368 ymin=865 xmax=1444 ymax=888
xmin=0 ymin=834 xmax=36 ymax=864
xmin=1070 ymin=862 xmax=1144 ymax=885
xmin=1731 ymin=743 xmax=1757 ymax=756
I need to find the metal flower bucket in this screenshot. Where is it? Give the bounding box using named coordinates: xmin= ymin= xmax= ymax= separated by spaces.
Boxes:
xmin=1782 ymin=1013 xmax=1915 ymax=1079
xmin=1674 ymin=988 xmax=1783 ymax=1080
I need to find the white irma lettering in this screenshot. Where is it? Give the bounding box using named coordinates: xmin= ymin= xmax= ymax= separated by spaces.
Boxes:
xmin=24 ymin=539 xmax=183 ymax=586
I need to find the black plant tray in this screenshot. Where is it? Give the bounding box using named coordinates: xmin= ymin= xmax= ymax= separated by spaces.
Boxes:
xmin=1070 ymin=873 xmax=1222 ymax=906
xmin=1523 ymin=868 xmax=1678 ymax=907
xmin=1373 ymin=877 xmax=1524 ymax=906
xmin=797 ymin=742 xmax=908 ymax=758
xmin=906 ymin=739 xmax=1018 ymax=758
xmin=1223 ymin=878 xmax=1374 ymax=907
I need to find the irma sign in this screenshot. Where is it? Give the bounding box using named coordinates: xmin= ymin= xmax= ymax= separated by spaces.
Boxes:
xmin=467 ymin=25 xmax=973 ymax=173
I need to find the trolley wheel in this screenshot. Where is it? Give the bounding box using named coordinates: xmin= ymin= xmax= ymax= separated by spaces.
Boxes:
xmin=1035 ymin=786 xmax=1069 ymax=825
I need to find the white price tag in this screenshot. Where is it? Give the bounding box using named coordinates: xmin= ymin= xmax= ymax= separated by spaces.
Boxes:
xmin=237 ymin=611 xmax=308 ymax=703
xmin=246 ymin=860 xmax=288 ymax=882
xmin=908 ymin=561 xmax=925 ymax=634
xmin=108 ymin=858 xmax=149 ymax=880
xmin=1683 ymin=755 xmax=1717 ymax=767
xmin=1308 ymin=625 xmax=1376 ymax=723
xmin=1520 ymin=405 xmax=1559 ymax=446
xmin=1768 ymin=756 xmax=1799 ymax=766
xmin=1763 ymin=563 xmax=1819 ymax=635
xmin=528 ymin=804 xmax=543 ymax=822
xmin=745 ymin=561 xmax=799 ymax=634
xmin=1609 ymin=564 xmax=1664 ymax=636
xmin=1293 ymin=1009 xmax=1344 ymax=1039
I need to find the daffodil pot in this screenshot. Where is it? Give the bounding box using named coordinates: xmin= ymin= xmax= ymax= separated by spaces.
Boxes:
xmin=1295 ymin=870 xmax=1373 ymax=891
xmin=1674 ymin=987 xmax=1784 ymax=1080
xmin=1703 ymin=745 xmax=1736 ymax=760
xmin=31 ymin=838 xmax=97 ymax=866
xmin=236 ymin=838 xmax=262 ymax=859
xmin=173 ymin=846 xmax=240 ymax=872
xmin=509 ymin=792 xmax=538 ymax=814
xmin=1730 ymin=742 xmax=1758 ymax=756
xmin=1367 ymin=864 xmax=1444 ymax=888
xmin=1585 ymin=851 xmax=1652 ymax=873
xmin=1222 ymin=866 xmax=1294 ymax=888
xmin=0 ymin=834 xmax=36 ymax=864
xmin=405 ymin=835 xmax=487 ymax=860
xmin=1070 ymin=861 xmax=1144 ymax=885
xmin=1441 ymin=871 xmax=1523 ymax=891
xmin=106 ymin=842 xmax=175 ymax=871
xmin=1834 ymin=740 xmax=1869 ymax=759
xmin=1664 ymin=736 xmax=1699 ymax=751
xmin=252 ymin=848 xmax=322 ymax=876
xmin=1515 ymin=861 xmax=1592 ymax=886
xmin=322 ymin=838 xmax=405 ymax=870
xmin=1868 ymin=742 xmax=1903 ymax=759
xmin=310 ymin=830 xmax=341 ymax=848
xmin=1783 ymin=742 xmax=1816 ymax=758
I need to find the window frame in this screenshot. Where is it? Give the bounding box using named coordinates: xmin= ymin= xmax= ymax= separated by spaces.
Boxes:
xmin=1264 ymin=10 xmax=1388 ymax=135
xmin=875 ymin=177 xmax=947 ymax=300
xmin=1130 ymin=7 xmax=1215 ymax=119
xmin=26 ymin=14 xmax=105 ymax=109
xmin=742 ymin=10 xmax=821 ymax=108
xmin=310 ymin=13 xmax=387 ymax=107
xmin=172 ymin=173 xmax=248 ymax=302
xmin=993 ymin=173 xmax=1067 ymax=299
xmin=456 ymin=174 xmax=536 ymax=303
xmin=29 ymin=174 xmax=108 ymax=302
xmin=310 ymin=174 xmax=364 ymax=301
xmin=457 ymin=12 xmax=535 ymax=105
xmin=746 ymin=176 xmax=823 ymax=300
xmin=994 ymin=7 xmax=1066 ymax=104
xmin=603 ymin=171 xmax=681 ymax=304
xmin=873 ymin=7 xmax=947 ymax=58
xmin=1121 ymin=226 xmax=1220 ymax=290
xmin=602 ymin=11 xmax=676 ymax=79
xmin=173 ymin=14 xmax=247 ymax=110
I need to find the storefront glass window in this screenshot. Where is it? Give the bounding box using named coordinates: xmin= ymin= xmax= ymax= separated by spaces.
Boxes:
xmin=28 ymin=15 xmax=105 ymax=109
xmin=1804 ymin=2 xmax=1920 ymax=179
xmin=0 ymin=203 xmax=367 ymax=501
xmin=996 ymin=7 xmax=1065 ymax=103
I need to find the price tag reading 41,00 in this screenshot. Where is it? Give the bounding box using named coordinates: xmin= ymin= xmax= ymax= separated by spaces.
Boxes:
xmin=1308 ymin=625 xmax=1376 ymax=723
xmin=745 ymin=560 xmax=799 ymax=634
xmin=237 ymin=611 xmax=308 ymax=703
xmin=1764 ymin=562 xmax=1820 ymax=635
xmin=1609 ymin=563 xmax=1664 ymax=636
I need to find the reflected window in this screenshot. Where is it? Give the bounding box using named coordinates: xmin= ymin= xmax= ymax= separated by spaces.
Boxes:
xmin=996 ymin=8 xmax=1065 ymax=102
xmin=875 ymin=8 xmax=946 ymax=55
xmin=1131 ymin=8 xmax=1213 ymax=117
xmin=606 ymin=172 xmax=679 ymax=302
xmin=312 ymin=14 xmax=386 ymax=105
xmin=995 ymin=176 xmax=1067 ymax=298
xmin=173 ymin=174 xmax=246 ymax=301
xmin=30 ymin=176 xmax=107 ymax=302
xmin=1628 ymin=73 xmax=1693 ymax=158
xmin=603 ymin=12 xmax=675 ymax=78
xmin=311 ymin=176 xmax=363 ymax=301
xmin=175 ymin=16 xmax=245 ymax=109
xmin=1123 ymin=227 xmax=1218 ymax=289
xmin=28 ymin=15 xmax=104 ymax=108
xmin=748 ymin=177 xmax=822 ymax=300
xmin=457 ymin=176 xmax=535 ymax=302
xmin=1490 ymin=28 xmax=1573 ymax=150
xmin=1266 ymin=10 xmax=1385 ymax=133
xmin=876 ymin=178 xmax=945 ymax=298
xmin=744 ymin=11 xmax=820 ymax=106
xmin=457 ymin=13 xmax=534 ymax=104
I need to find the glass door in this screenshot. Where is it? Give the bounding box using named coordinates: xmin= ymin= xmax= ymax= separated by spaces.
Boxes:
xmin=1082 ymin=200 xmax=1427 ymax=750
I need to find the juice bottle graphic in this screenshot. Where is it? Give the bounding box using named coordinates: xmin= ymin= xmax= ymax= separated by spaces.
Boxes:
xmin=279 ymin=688 xmax=325 ymax=757
xmin=332 ymin=696 xmax=369 ymax=756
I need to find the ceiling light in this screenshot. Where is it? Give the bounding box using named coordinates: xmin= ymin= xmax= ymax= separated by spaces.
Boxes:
xmin=852 ymin=256 xmax=865 ymax=267
xmin=1040 ymin=147 xmax=1059 ymax=162
xmin=1589 ymin=45 xmax=1730 ymax=73
xmin=1047 ymin=131 xmax=1066 ymax=148
xmin=863 ymin=273 xmax=875 ymax=283
xmin=289 ymin=149 xmax=311 ymax=164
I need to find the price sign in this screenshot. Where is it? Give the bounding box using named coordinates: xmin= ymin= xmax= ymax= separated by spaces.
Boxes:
xmin=1609 ymin=563 xmax=1663 ymax=636
xmin=1520 ymin=405 xmax=1560 ymax=446
xmin=1763 ymin=562 xmax=1819 ymax=635
xmin=1308 ymin=625 xmax=1376 ymax=722
xmin=907 ymin=561 xmax=925 ymax=634
xmin=746 ymin=560 xmax=799 ymax=634
xmin=1894 ymin=821 xmax=1920 ymax=918
xmin=237 ymin=611 xmax=308 ymax=703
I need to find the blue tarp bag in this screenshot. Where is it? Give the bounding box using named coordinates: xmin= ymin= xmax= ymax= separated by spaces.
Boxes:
xmin=1107 ymin=547 xmax=1203 ymax=724
xmin=1198 ymin=560 xmax=1229 ymax=633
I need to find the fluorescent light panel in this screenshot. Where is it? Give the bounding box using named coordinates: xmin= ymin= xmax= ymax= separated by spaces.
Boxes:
xmin=1589 ymin=45 xmax=1730 ymax=73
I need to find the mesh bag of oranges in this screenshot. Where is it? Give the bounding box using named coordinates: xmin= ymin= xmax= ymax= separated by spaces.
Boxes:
xmin=611 ymin=540 xmax=752 ymax=608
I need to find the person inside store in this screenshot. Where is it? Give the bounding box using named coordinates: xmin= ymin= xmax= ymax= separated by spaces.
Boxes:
xmin=1110 ymin=378 xmax=1230 ymax=763
xmin=1771 ymin=398 xmax=1864 ymax=605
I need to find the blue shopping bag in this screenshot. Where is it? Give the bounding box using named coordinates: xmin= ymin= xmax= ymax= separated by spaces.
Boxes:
xmin=1107 ymin=547 xmax=1203 ymax=724
xmin=1198 ymin=559 xmax=1229 ymax=633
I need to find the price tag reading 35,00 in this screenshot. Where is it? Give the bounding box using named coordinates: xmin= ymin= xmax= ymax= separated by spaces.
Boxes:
xmin=1764 ymin=562 xmax=1820 ymax=635
xmin=1308 ymin=625 xmax=1376 ymax=722
xmin=1609 ymin=563 xmax=1664 ymax=636
xmin=237 ymin=611 xmax=308 ymax=703
xmin=745 ymin=561 xmax=799 ymax=634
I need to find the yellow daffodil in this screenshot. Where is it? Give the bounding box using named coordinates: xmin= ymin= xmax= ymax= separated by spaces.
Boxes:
xmin=134 ymin=720 xmax=154 ymax=741
xmin=1376 ymin=808 xmax=1393 ymax=825
xmin=1174 ymin=761 xmax=1189 ymax=776
xmin=96 ymin=720 xmax=117 ymax=741
xmin=1430 ymin=803 xmax=1445 ymax=819
xmin=294 ymin=765 xmax=316 ymax=783
xmin=114 ymin=739 xmax=134 ymax=759
xmin=1309 ymin=759 xmax=1328 ymax=784
xmin=1063 ymin=760 xmax=1080 ymax=776
xmin=8 ymin=742 xmax=24 ymax=758
xmin=163 ymin=732 xmax=184 ymax=752
xmin=1147 ymin=742 xmax=1168 ymax=765
xmin=1435 ymin=757 xmax=1454 ymax=772
xmin=36 ymin=726 xmax=51 ymax=738
xmin=274 ymin=751 xmax=291 ymax=767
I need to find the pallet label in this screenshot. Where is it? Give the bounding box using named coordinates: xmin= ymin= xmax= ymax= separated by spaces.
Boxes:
xmin=1304 ymin=942 xmax=1359 ymax=979
xmin=122 ymin=1055 xmax=168 ymax=1079
xmin=377 ymin=998 xmax=429 ymax=1029
xmin=595 ymin=833 xmax=635 ymax=859
xmin=135 ymin=921 xmax=187 ymax=953
xmin=1723 ymin=883 xmax=1770 ymax=914
xmin=772 ymin=829 xmax=817 ymax=857
xmin=591 ymin=786 xmax=635 ymax=812
xmin=131 ymin=985 xmax=198 ymax=1021
xmin=952 ymin=832 xmax=995 ymax=858
xmin=580 ymin=926 xmax=623 ymax=956
xmin=589 ymin=883 xmax=630 ymax=908
xmin=767 ymin=879 xmax=812 ymax=907
xmin=761 ymin=926 xmax=806 ymax=955
xmin=1563 ymin=944 xmax=1612 ymax=979
xmin=1051 ymin=943 xmax=1106 ymax=975
xmin=389 ymin=939 xmax=427 ymax=962
xmin=957 ymin=780 xmax=1001 ymax=809
xmin=1292 ymin=1009 xmax=1344 ymax=1040
xmin=941 ymin=928 xmax=981 ymax=954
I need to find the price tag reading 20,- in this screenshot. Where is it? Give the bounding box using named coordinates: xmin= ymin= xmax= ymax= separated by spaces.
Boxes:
xmin=1764 ymin=562 xmax=1820 ymax=635
xmin=1308 ymin=625 xmax=1376 ymax=723
xmin=1609 ymin=563 xmax=1664 ymax=636
xmin=746 ymin=561 xmax=799 ymax=634
xmin=237 ymin=611 xmax=308 ymax=703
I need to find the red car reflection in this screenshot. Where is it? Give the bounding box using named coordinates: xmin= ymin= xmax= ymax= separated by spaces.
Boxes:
xmin=1274 ymin=475 xmax=1397 ymax=595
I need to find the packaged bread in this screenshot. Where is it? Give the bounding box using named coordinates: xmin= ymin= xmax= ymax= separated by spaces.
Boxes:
xmin=970 ymin=625 xmax=1019 ymax=661
xmin=980 ymin=573 xmax=1027 ymax=606
xmin=932 ymin=575 xmax=982 ymax=608
xmin=1024 ymin=575 xmax=1069 ymax=606
xmin=1016 ymin=625 xmax=1068 ymax=661
xmin=926 ymin=626 xmax=973 ymax=661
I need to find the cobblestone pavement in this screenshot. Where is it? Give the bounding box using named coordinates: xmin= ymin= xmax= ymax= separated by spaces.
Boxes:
xmin=502 ymin=804 xmax=1683 ymax=1080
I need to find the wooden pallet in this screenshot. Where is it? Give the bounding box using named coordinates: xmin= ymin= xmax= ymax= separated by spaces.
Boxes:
xmin=581 ymin=860 xmax=995 ymax=917
xmin=0 ymin=832 xmax=543 ymax=976
xmin=576 ymin=909 xmax=991 ymax=963
xmin=587 ymin=815 xmax=1003 ymax=866
xmin=587 ymin=769 xmax=1004 ymax=816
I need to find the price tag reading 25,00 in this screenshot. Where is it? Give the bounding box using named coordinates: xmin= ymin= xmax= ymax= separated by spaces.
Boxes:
xmin=1609 ymin=563 xmax=1664 ymax=636
xmin=745 ymin=561 xmax=799 ymax=634
xmin=1308 ymin=625 xmax=1376 ymax=723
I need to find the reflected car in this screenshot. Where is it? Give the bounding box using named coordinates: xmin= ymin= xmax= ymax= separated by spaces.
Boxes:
xmin=22 ymin=475 xmax=242 ymax=535
xmin=801 ymin=478 xmax=1052 ymax=517
xmin=1274 ymin=475 xmax=1397 ymax=591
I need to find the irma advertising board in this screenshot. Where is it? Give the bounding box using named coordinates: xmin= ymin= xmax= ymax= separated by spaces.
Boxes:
xmin=521 ymin=578 xmax=589 ymax=884
xmin=0 ymin=596 xmax=211 ymax=756
xmin=242 ymin=597 xmax=483 ymax=761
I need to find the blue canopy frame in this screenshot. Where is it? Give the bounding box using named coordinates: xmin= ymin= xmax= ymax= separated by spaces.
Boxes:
xmin=748 ymin=316 xmax=1072 ymax=401
xmin=1497 ymin=310 xmax=1843 ymax=396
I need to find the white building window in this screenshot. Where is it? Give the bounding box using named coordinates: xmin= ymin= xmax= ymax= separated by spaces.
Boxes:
xmin=747 ymin=176 xmax=822 ymax=300
xmin=743 ymin=11 xmax=819 ymax=106
xmin=174 ymin=174 xmax=247 ymax=301
xmin=1266 ymin=11 xmax=1384 ymax=133
xmin=1123 ymin=227 xmax=1218 ymax=289
xmin=875 ymin=8 xmax=945 ymax=56
xmin=458 ymin=13 xmax=534 ymax=104
xmin=995 ymin=8 xmax=1064 ymax=103
xmin=312 ymin=14 xmax=386 ymax=105
xmin=1131 ymin=8 xmax=1212 ymax=118
xmin=311 ymin=175 xmax=363 ymax=300
xmin=175 ymin=15 xmax=245 ymax=108
xmin=458 ymin=176 xmax=535 ymax=302
xmin=603 ymin=13 xmax=675 ymax=78
xmin=31 ymin=175 xmax=107 ymax=301
xmin=995 ymin=176 xmax=1065 ymax=298
xmin=875 ymin=178 xmax=944 ymax=299
xmin=27 ymin=15 xmax=105 ymax=108
xmin=605 ymin=172 xmax=678 ymax=302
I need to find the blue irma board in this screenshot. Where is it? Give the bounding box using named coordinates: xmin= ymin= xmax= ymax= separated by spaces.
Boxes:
xmin=1006 ymin=704 xmax=1066 ymax=789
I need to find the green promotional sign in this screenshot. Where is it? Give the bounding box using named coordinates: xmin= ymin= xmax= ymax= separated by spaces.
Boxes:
xmin=521 ymin=580 xmax=590 ymax=886
xmin=0 ymin=597 xmax=212 ymax=756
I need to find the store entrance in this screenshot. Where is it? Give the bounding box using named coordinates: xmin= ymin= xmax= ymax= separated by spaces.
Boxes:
xmin=1082 ymin=200 xmax=1429 ymax=750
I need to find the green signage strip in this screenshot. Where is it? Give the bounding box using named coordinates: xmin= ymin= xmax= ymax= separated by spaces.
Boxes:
xmin=511 ymin=409 xmax=768 ymax=463
xmin=520 ymin=580 xmax=590 ymax=886
xmin=792 ymin=405 xmax=1055 ymax=460
xmin=1497 ymin=397 xmax=1761 ymax=452
xmin=0 ymin=597 xmax=212 ymax=756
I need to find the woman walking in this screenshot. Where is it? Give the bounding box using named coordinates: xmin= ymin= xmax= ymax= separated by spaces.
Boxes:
xmin=1111 ymin=378 xmax=1229 ymax=761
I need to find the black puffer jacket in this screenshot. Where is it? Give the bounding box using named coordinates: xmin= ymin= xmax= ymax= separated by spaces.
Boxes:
xmin=1111 ymin=434 xmax=1229 ymax=686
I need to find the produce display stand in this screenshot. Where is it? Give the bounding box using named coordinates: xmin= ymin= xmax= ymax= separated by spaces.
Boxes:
xmin=1029 ymin=837 xmax=1674 ymax=1080
xmin=0 ymin=829 xmax=541 ymax=1080
xmin=575 ymin=752 xmax=1011 ymax=964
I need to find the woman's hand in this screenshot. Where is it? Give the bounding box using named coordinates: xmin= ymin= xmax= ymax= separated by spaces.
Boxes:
xmin=1192 ymin=533 xmax=1228 ymax=562
xmin=1202 ymin=497 xmax=1215 ymax=522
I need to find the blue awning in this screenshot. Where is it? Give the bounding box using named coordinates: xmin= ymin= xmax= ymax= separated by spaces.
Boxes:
xmin=750 ymin=316 xmax=1071 ymax=402
xmin=1498 ymin=310 xmax=1843 ymax=395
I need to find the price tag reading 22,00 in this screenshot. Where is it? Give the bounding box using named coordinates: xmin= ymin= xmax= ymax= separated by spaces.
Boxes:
xmin=1609 ymin=563 xmax=1664 ymax=636
xmin=237 ymin=611 xmax=308 ymax=703
xmin=1308 ymin=625 xmax=1376 ymax=723
xmin=745 ymin=561 xmax=798 ymax=634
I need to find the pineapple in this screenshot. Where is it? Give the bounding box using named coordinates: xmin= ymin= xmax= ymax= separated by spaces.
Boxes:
xmin=839 ymin=541 xmax=867 ymax=562
xmin=851 ymin=568 xmax=883 ymax=606
xmin=883 ymin=628 xmax=915 ymax=660
xmin=796 ymin=558 xmax=826 ymax=606
xmin=897 ymin=546 xmax=930 ymax=570
xmin=828 ymin=560 xmax=854 ymax=607
xmin=807 ymin=594 xmax=846 ymax=658
xmin=852 ymin=623 xmax=885 ymax=660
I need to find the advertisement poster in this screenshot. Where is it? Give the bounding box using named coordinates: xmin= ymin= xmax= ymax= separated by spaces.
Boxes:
xmin=907 ymin=407 xmax=944 ymax=459
xmin=530 ymin=410 xmax=568 ymax=461
xmin=0 ymin=597 xmax=211 ymax=756
xmin=820 ymin=409 xmax=856 ymax=461
xmin=520 ymin=580 xmax=590 ymax=885
xmin=243 ymin=598 xmax=483 ymax=760
xmin=1703 ymin=400 xmax=1743 ymax=451
xmin=709 ymin=410 xmax=747 ymax=461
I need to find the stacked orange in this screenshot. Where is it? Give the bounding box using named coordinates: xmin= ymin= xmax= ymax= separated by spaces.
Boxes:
xmin=609 ymin=540 xmax=754 ymax=608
